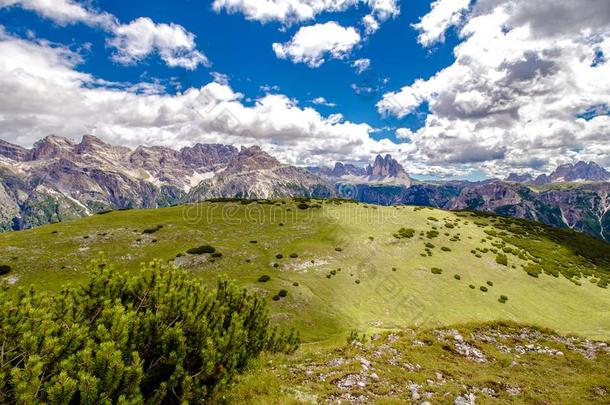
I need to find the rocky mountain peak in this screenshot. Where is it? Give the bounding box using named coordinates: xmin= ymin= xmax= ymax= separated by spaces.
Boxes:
xmin=332 ymin=162 xmax=366 ymax=177
xmin=532 ymin=161 xmax=610 ymax=184
xmin=226 ymin=145 xmax=281 ymax=172
xmin=366 ymin=154 xmax=411 ymax=184
xmin=75 ymin=135 xmax=131 ymax=159
xmin=29 ymin=135 xmax=76 ymax=160
xmin=0 ymin=139 xmax=28 ymax=161
xmin=180 ymin=143 xmax=238 ymax=169
xmin=506 ymin=172 xmax=534 ymax=183
xmin=552 ymin=161 xmax=610 ymax=181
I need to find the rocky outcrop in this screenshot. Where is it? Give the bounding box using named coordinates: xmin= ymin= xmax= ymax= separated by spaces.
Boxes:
xmin=186 ymin=146 xmax=335 ymax=200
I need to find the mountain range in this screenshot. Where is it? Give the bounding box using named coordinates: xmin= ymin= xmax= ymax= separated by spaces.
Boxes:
xmin=0 ymin=135 xmax=609 ymax=242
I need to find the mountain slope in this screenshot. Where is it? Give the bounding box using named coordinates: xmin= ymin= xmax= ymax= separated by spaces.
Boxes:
xmin=0 ymin=200 xmax=608 ymax=341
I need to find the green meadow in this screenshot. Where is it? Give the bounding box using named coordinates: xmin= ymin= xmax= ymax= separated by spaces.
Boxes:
xmin=1 ymin=199 xmax=609 ymax=342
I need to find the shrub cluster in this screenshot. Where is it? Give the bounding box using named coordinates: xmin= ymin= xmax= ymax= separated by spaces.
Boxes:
xmin=186 ymin=245 xmax=216 ymax=255
xmin=393 ymin=228 xmax=415 ymax=239
xmin=0 ymin=264 xmax=11 ymax=275
xmin=142 ymin=225 xmax=163 ymax=234
xmin=496 ymin=253 xmax=508 ymax=266
xmin=0 ymin=260 xmax=298 ymax=403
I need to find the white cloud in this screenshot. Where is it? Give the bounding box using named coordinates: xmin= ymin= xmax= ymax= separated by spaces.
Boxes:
xmin=378 ymin=0 xmax=610 ymax=174
xmin=107 ymin=17 xmax=208 ymax=69
xmin=311 ymin=97 xmax=336 ymax=107
xmin=210 ymin=71 xmax=230 ymax=85
xmin=395 ymin=127 xmax=413 ymax=140
xmin=212 ymin=0 xmax=398 ymax=25
xmin=351 ymin=58 xmax=370 ymax=74
xmin=0 ymin=0 xmax=207 ymax=69
xmin=412 ymin=0 xmax=470 ymax=47
xmin=0 ymin=0 xmax=115 ymax=28
xmin=272 ymin=22 xmax=361 ymax=67
xmin=0 ymin=30 xmax=407 ymax=167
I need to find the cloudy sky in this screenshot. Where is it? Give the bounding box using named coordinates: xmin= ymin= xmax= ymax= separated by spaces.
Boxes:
xmin=0 ymin=0 xmax=608 ymax=179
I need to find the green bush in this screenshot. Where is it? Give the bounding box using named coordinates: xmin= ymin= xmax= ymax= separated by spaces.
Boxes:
xmin=297 ymin=203 xmax=309 ymax=210
xmin=278 ymin=289 xmax=288 ymax=298
xmin=441 ymin=246 xmax=451 ymax=252
xmin=330 ymin=270 xmax=337 ymax=276
xmin=142 ymin=225 xmax=163 ymax=234
xmin=0 ymin=264 xmax=11 ymax=275
xmin=480 ymin=286 xmax=488 ymax=292
xmin=250 ymin=240 xmax=257 ymax=244
xmin=276 ymin=254 xmax=283 ymax=259
xmin=272 ymin=295 xmax=280 ymax=301
xmin=273 ymin=263 xmax=279 ymax=268
xmin=499 ymin=294 xmax=508 ymax=303
xmin=394 ymin=228 xmax=415 ymax=239
xmin=335 ymin=247 xmax=343 ymax=252
xmin=186 ymin=245 xmax=216 ymax=255
xmin=258 ymin=275 xmax=271 ymax=282
xmin=454 ymin=274 xmax=461 ymax=280
xmin=292 ymin=282 xmax=299 ymax=287
xmin=469 ymin=284 xmax=475 ymax=289
xmin=431 ymin=267 xmax=443 ymax=275
xmin=487 ymin=281 xmax=493 ymax=286
xmin=426 ymin=230 xmax=439 ymax=239
xmin=0 ymin=260 xmax=298 ymax=403
xmin=355 ymin=280 xmax=360 ymax=284
xmin=211 ymin=252 xmax=223 ymax=258
xmin=425 ymin=242 xmax=435 ymax=249
xmin=289 ymin=253 xmax=298 ymax=258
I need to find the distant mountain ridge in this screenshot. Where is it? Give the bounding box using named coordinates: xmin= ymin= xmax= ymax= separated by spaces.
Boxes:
xmin=0 ymin=135 xmax=608 ymax=242
xmin=309 ymin=154 xmax=412 ymax=186
xmin=0 ymin=135 xmax=332 ymax=230
xmin=507 ymin=161 xmax=610 ymax=185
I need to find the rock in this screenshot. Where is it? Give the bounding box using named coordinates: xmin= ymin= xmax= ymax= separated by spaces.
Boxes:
xmin=454 ymin=393 xmax=476 ymax=405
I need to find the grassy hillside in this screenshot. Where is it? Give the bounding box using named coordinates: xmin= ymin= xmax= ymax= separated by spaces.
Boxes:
xmin=0 ymin=199 xmax=609 ymax=341
xmin=229 ymin=321 xmax=610 ymax=404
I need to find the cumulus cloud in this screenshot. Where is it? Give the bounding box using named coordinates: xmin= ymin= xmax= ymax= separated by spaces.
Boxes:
xmin=272 ymin=22 xmax=361 ymax=67
xmin=412 ymin=0 xmax=470 ymax=47
xmin=310 ymin=97 xmax=336 ymax=107
xmin=0 ymin=0 xmax=207 ymax=69
xmin=351 ymin=58 xmax=371 ymax=74
xmin=378 ymin=0 xmax=610 ymax=175
xmin=0 ymin=30 xmax=407 ymax=166
xmin=212 ymin=0 xmax=398 ymax=26
xmin=107 ymin=18 xmax=209 ymax=69
xmin=0 ymin=0 xmax=115 ymax=28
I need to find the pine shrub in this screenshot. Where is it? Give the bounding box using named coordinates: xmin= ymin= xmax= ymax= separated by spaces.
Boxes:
xmin=0 ymin=264 xmax=11 ymax=275
xmin=258 ymin=275 xmax=271 ymax=282
xmin=186 ymin=245 xmax=216 ymax=255
xmin=0 ymin=260 xmax=298 ymax=403
xmin=278 ymin=289 xmax=288 ymax=298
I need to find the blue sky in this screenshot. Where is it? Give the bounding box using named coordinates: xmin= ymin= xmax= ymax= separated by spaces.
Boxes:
xmin=0 ymin=0 xmax=608 ymax=179
xmin=0 ymin=0 xmax=457 ymax=142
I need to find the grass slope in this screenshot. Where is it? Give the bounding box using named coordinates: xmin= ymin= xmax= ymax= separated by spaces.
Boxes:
xmin=229 ymin=321 xmax=610 ymax=404
xmin=0 ymin=199 xmax=609 ymax=341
